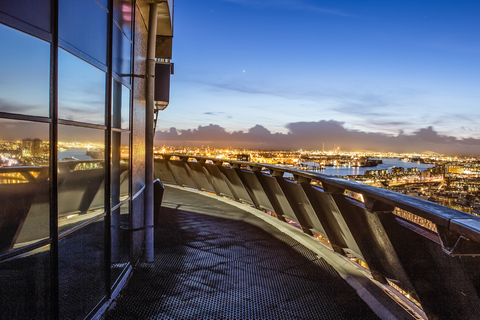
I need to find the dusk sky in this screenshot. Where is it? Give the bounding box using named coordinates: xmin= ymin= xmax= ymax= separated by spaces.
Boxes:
xmin=156 ymin=0 xmax=480 ymax=155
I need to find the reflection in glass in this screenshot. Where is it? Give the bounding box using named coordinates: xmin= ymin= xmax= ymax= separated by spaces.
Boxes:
xmin=111 ymin=201 xmax=130 ymax=283
xmin=112 ymin=80 xmax=130 ymax=130
xmin=58 ymin=125 xmax=105 ymax=233
xmin=0 ymin=245 xmax=51 ymax=319
xmin=0 ymin=24 xmax=50 ymax=117
xmin=0 ymin=0 xmax=51 ymax=32
xmin=59 ymin=217 xmax=105 ymax=319
xmin=59 ymin=0 xmax=107 ymax=65
xmin=112 ymin=132 xmax=130 ymax=206
xmin=0 ymin=119 xmax=49 ymax=254
xmin=58 ymin=49 xmax=106 ymax=125
xmin=112 ymin=24 xmax=132 ymax=84
xmin=113 ymin=0 xmax=133 ymax=40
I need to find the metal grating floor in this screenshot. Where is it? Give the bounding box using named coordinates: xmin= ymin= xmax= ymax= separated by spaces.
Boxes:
xmin=104 ymin=186 xmax=380 ymax=319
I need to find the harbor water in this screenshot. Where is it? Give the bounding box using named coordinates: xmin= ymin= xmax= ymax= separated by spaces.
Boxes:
xmin=300 ymin=158 xmax=434 ymax=176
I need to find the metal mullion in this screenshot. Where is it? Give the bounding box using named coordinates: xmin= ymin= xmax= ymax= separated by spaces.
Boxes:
xmin=0 ymin=238 xmax=52 ymax=262
xmin=57 ymin=40 xmax=109 ymax=73
xmin=0 ymin=12 xmax=53 ymax=42
xmin=104 ymin=0 xmax=114 ymax=297
xmin=129 ymin=1 xmax=136 ymax=264
xmin=111 ymin=196 xmax=131 ymax=212
xmin=0 ymin=112 xmax=51 ymax=123
xmin=49 ymin=0 xmax=59 ymax=318
xmin=58 ymin=212 xmax=107 ymax=239
xmin=58 ymin=119 xmax=107 ymax=130
xmin=111 ymin=127 xmax=130 ymax=133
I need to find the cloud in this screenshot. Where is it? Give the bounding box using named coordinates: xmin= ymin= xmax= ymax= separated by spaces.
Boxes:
xmin=0 ymin=98 xmax=44 ymax=115
xmin=155 ymin=120 xmax=480 ymax=156
xmin=204 ymin=111 xmax=226 ymax=115
xmin=0 ymin=118 xmax=49 ymax=141
xmin=208 ymin=82 xmax=296 ymax=99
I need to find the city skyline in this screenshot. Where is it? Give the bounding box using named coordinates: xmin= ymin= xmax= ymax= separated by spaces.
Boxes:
xmin=156 ymin=0 xmax=480 ymax=154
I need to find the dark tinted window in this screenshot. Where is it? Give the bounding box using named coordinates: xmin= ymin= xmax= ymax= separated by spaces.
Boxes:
xmin=0 ymin=246 xmax=51 ymax=319
xmin=111 ymin=132 xmax=129 ymax=206
xmin=58 ymin=49 xmax=106 ymax=125
xmin=0 ymin=24 xmax=50 ymax=117
xmin=59 ymin=0 xmax=107 ymax=65
xmin=58 ymin=125 xmax=105 ymax=232
xmin=59 ymin=217 xmax=105 ymax=319
xmin=0 ymin=0 xmax=51 ymax=32
xmin=111 ymin=200 xmax=130 ymax=282
xmin=112 ymin=80 xmax=130 ymax=130
xmin=112 ymin=24 xmax=132 ymax=84
xmin=113 ymin=0 xmax=133 ymax=40
xmin=0 ymin=119 xmax=50 ymax=254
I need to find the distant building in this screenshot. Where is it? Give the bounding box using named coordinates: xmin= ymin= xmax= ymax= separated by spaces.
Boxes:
xmin=21 ymin=138 xmax=42 ymax=157
xmin=237 ymin=154 xmax=250 ymax=161
xmin=391 ymin=167 xmax=405 ymax=174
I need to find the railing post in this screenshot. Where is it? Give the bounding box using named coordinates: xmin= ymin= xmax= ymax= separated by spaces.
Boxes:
xmin=233 ymin=166 xmax=261 ymax=209
xmin=273 ymin=173 xmax=314 ymax=235
xmin=216 ymin=163 xmax=253 ymax=204
xmin=298 ymin=178 xmax=347 ymax=254
xmin=163 ymin=155 xmax=180 ymax=186
xmin=323 ymin=183 xmax=397 ymax=284
xmin=375 ymin=209 xmax=480 ymax=319
xmin=252 ymin=168 xmax=286 ymax=221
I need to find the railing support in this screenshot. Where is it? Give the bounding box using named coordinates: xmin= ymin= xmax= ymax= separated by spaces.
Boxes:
xmin=144 ymin=2 xmax=158 ymax=263
xmin=152 ymin=154 xmax=480 ymax=320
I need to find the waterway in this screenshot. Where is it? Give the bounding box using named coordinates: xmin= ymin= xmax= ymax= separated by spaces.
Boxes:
xmin=300 ymin=158 xmax=434 ymax=176
xmin=58 ymin=149 xmax=98 ymax=161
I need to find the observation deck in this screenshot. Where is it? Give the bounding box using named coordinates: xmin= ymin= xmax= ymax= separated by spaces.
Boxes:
xmin=104 ymin=154 xmax=480 ymax=319
xmin=3 ymin=155 xmax=480 ymax=319
xmin=104 ymin=185 xmax=384 ymax=319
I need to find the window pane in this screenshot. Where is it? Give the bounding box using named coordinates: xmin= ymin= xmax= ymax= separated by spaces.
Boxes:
xmin=112 ymin=80 xmax=130 ymax=130
xmin=113 ymin=0 xmax=133 ymax=40
xmin=0 ymin=24 xmax=50 ymax=117
xmin=0 ymin=245 xmax=51 ymax=319
xmin=112 ymin=24 xmax=132 ymax=84
xmin=58 ymin=125 xmax=105 ymax=233
xmin=112 ymin=132 xmax=129 ymax=206
xmin=59 ymin=0 xmax=107 ymax=65
xmin=58 ymin=49 xmax=106 ymax=125
xmin=59 ymin=217 xmax=105 ymax=319
xmin=0 ymin=119 xmax=49 ymax=254
xmin=111 ymin=200 xmax=130 ymax=283
xmin=0 ymin=0 xmax=51 ymax=32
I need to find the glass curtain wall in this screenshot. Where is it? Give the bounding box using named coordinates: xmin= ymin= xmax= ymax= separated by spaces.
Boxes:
xmin=0 ymin=0 xmax=134 ymax=319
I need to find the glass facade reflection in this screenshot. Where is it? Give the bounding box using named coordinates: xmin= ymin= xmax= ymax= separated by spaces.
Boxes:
xmin=111 ymin=201 xmax=130 ymax=283
xmin=0 ymin=245 xmax=51 ymax=319
xmin=58 ymin=49 xmax=106 ymax=125
xmin=113 ymin=24 xmax=132 ymax=84
xmin=59 ymin=0 xmax=108 ymax=65
xmin=112 ymin=79 xmax=131 ymax=130
xmin=0 ymin=0 xmax=173 ymax=318
xmin=0 ymin=24 xmax=50 ymax=117
xmin=0 ymin=119 xmax=50 ymax=252
xmin=59 ymin=217 xmax=106 ymax=319
xmin=112 ymin=131 xmax=130 ymax=206
xmin=58 ymin=125 xmax=105 ymax=233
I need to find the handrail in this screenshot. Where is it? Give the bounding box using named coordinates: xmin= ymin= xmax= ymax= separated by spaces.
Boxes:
xmin=155 ymin=154 xmax=480 ymax=319
xmin=160 ymin=154 xmax=472 ymax=227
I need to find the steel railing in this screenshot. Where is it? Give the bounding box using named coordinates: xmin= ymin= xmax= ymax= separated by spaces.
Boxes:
xmin=154 ymin=154 xmax=480 ymax=320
